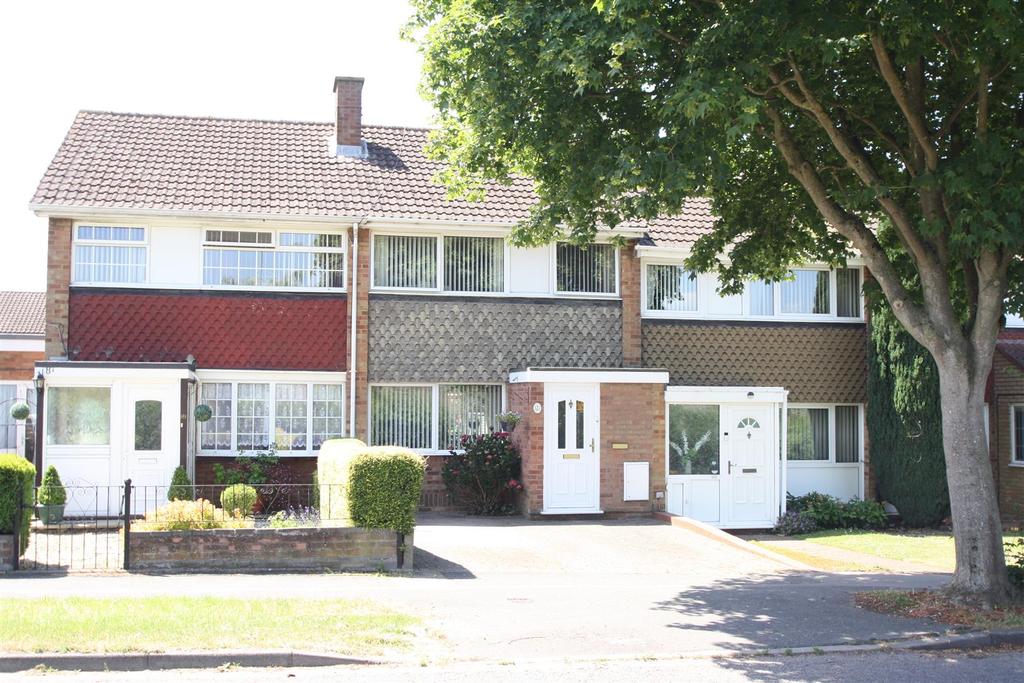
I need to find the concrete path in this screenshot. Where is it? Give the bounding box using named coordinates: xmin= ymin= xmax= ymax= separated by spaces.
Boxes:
xmin=0 ymin=515 xmax=951 ymax=662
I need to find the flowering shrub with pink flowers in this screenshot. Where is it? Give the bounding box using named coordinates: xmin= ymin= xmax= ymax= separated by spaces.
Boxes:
xmin=441 ymin=432 xmax=522 ymax=515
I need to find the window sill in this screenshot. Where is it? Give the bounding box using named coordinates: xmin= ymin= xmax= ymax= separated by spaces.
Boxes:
xmin=1008 ymin=462 xmax=1024 ymax=469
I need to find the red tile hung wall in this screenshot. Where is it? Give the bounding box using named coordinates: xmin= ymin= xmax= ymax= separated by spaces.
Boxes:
xmin=68 ymin=290 xmax=347 ymax=370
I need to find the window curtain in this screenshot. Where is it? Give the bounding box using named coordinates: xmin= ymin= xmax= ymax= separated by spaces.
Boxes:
xmin=835 ymin=405 xmax=860 ymax=463
xmin=781 ymin=270 xmax=829 ymax=315
xmin=46 ymin=387 xmax=111 ymax=446
xmin=646 ymin=265 xmax=697 ymax=311
xmin=444 ymin=237 xmax=504 ymax=292
xmin=74 ymin=245 xmax=146 ymax=283
xmin=836 ymin=268 xmax=861 ymax=318
xmin=787 ymin=407 xmax=829 ymax=460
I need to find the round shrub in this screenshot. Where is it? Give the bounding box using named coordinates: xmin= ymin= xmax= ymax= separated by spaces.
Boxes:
xmin=194 ymin=404 xmax=213 ymax=422
xmin=773 ymin=510 xmax=818 ymax=536
xmin=441 ymin=432 xmax=522 ymax=515
xmin=9 ymin=401 xmax=30 ymax=421
xmin=220 ymin=483 xmax=257 ymax=516
xmin=167 ymin=466 xmax=194 ymax=501
xmin=346 ymin=447 xmax=425 ymax=535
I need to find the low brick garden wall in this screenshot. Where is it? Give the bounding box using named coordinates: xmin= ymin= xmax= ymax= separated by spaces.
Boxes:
xmin=128 ymin=526 xmax=413 ymax=573
xmin=0 ymin=534 xmax=12 ymax=572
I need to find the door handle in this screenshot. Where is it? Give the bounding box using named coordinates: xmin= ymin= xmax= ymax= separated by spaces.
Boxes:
xmin=589 ymin=438 xmax=595 ymax=453
xmin=727 ymin=460 xmax=733 ymax=475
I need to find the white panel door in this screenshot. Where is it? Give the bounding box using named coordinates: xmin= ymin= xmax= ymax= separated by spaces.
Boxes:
xmin=124 ymin=384 xmax=181 ymax=514
xmin=724 ymin=405 xmax=774 ymax=525
xmin=543 ymin=383 xmax=600 ymax=511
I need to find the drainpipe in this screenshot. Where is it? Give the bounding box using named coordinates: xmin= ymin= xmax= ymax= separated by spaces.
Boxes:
xmin=780 ymin=390 xmax=789 ymax=516
xmin=349 ymin=221 xmax=361 ymax=438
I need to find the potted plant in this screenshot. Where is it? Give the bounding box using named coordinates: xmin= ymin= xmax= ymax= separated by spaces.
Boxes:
xmin=496 ymin=410 xmax=521 ymax=433
xmin=37 ymin=465 xmax=67 ymax=524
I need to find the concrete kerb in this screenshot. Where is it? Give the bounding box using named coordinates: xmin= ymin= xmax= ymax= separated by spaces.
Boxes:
xmin=4 ymin=630 xmax=1023 ymax=672
xmin=0 ymin=651 xmax=378 ymax=673
xmin=651 ymin=512 xmax=815 ymax=570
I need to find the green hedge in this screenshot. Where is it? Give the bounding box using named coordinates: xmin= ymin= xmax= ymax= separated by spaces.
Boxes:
xmin=0 ymin=454 xmax=35 ymax=553
xmin=346 ymin=447 xmax=425 ymax=535
xmin=867 ymin=302 xmax=950 ymax=526
xmin=317 ymin=438 xmax=366 ymax=522
xmin=219 ymin=484 xmax=257 ymax=516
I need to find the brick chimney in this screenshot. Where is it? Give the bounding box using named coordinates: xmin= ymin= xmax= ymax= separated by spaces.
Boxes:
xmin=333 ymin=76 xmax=366 ymax=158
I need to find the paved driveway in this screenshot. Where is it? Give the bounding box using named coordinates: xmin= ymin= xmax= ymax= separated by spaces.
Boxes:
xmin=2 ymin=514 xmax=949 ymax=662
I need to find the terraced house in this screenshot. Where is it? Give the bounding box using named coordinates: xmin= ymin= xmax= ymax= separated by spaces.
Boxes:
xmin=27 ymin=77 xmax=905 ymax=528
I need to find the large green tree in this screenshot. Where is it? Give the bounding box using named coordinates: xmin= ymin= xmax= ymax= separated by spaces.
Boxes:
xmin=409 ymin=0 xmax=1024 ymax=604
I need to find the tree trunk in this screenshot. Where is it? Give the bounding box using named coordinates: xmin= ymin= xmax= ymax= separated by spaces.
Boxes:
xmin=934 ymin=353 xmax=1011 ymax=606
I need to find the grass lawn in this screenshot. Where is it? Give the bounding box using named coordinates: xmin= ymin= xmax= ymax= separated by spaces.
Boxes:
xmin=0 ymin=597 xmax=423 ymax=654
xmin=796 ymin=530 xmax=1023 ymax=571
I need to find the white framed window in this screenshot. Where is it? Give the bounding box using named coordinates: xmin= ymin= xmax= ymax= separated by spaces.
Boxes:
xmin=641 ymin=262 xmax=864 ymax=322
xmin=197 ymin=377 xmax=345 ymax=454
xmin=786 ymin=404 xmax=862 ymax=464
xmin=373 ymin=234 xmax=438 ymax=289
xmin=46 ymin=387 xmax=111 ymax=446
xmin=556 ymin=243 xmax=618 ymax=294
xmin=1011 ymin=405 xmax=1024 ymax=465
xmin=444 ymin=236 xmax=504 ymax=292
xmin=372 ymin=234 xmax=507 ymax=293
xmin=369 ymin=383 xmax=505 ymax=452
xmin=0 ymin=383 xmax=36 ymax=459
xmin=203 ymin=229 xmax=345 ymax=290
xmin=646 ymin=264 xmax=698 ymax=312
xmin=72 ymin=224 xmax=147 ymax=284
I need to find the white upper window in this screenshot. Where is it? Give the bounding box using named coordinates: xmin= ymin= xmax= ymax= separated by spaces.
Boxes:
xmin=556 ymin=243 xmax=618 ymax=294
xmin=202 ymin=230 xmax=345 ymax=290
xmin=642 ymin=263 xmax=863 ymax=322
xmin=73 ymin=225 xmax=147 ymax=284
xmin=372 ymin=234 xmax=506 ymax=293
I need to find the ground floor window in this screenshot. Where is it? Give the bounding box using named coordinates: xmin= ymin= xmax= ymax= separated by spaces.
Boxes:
xmin=370 ymin=383 xmax=504 ymax=451
xmin=786 ymin=404 xmax=862 ymax=463
xmin=46 ymin=386 xmax=111 ymax=446
xmin=0 ymin=383 xmax=36 ymax=458
xmin=1012 ymin=405 xmax=1024 ymax=464
xmin=667 ymin=404 xmax=721 ymax=475
xmin=198 ymin=378 xmax=345 ymax=454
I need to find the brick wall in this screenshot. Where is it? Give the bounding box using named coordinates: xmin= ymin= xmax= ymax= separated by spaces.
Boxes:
xmin=45 ymin=217 xmax=72 ymax=359
xmin=599 ymin=383 xmax=666 ymax=513
xmin=0 ymin=350 xmax=43 ymax=380
xmin=0 ymin=535 xmax=12 ymax=573
xmin=509 ymin=382 xmax=544 ymax=514
xmin=194 ymin=456 xmax=317 ymax=487
xmin=420 ymin=454 xmax=457 ymax=511
xmin=620 ymin=243 xmax=642 ymax=366
xmin=991 ymin=352 xmax=1024 ymax=520
xmin=354 ymin=226 xmax=370 ymax=441
xmin=334 ymin=77 xmax=364 ymax=148
xmin=129 ymin=526 xmax=410 ymax=572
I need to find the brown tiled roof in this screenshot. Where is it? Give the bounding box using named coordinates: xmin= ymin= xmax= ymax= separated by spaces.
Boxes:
xmin=997 ymin=338 xmax=1024 ymax=372
xmin=0 ymin=291 xmax=45 ymax=336
xmin=31 ymin=111 xmax=715 ymax=241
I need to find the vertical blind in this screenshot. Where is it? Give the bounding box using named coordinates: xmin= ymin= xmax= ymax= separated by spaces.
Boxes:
xmin=444 ymin=237 xmax=504 ymax=292
xmin=75 ymin=245 xmax=147 ymax=283
xmin=835 ymin=405 xmax=860 ymax=463
xmin=646 ymin=264 xmax=698 ymax=311
xmin=438 ymin=384 xmax=503 ymax=449
xmin=836 ymin=268 xmax=861 ymax=318
xmin=787 ymin=407 xmax=830 ymax=460
xmin=556 ymin=243 xmax=616 ymax=293
xmin=373 ymin=235 xmax=437 ymax=288
xmin=781 ymin=270 xmax=830 ymax=315
xmin=371 ymin=386 xmax=433 ymax=449
xmin=749 ymin=280 xmax=774 ymax=315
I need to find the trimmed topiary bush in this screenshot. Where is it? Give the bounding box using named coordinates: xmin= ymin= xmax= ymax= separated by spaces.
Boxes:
xmin=167 ymin=466 xmax=194 ymax=501
xmin=9 ymin=401 xmax=30 ymax=421
xmin=194 ymin=404 xmax=213 ymax=422
xmin=317 ymin=438 xmax=366 ymax=522
xmin=441 ymin=432 xmax=523 ymax=515
xmin=0 ymin=453 xmax=35 ymax=553
xmin=38 ymin=466 xmax=67 ymax=506
xmin=346 ymin=447 xmax=425 ymax=535
xmin=219 ymin=484 xmax=257 ymax=517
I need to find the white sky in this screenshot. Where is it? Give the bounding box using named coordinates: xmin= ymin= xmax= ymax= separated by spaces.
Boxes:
xmin=1 ymin=0 xmax=433 ymax=292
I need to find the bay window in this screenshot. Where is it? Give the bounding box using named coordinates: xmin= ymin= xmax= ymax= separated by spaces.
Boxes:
xmin=73 ymin=225 xmax=147 ymax=284
xmin=198 ymin=379 xmax=344 ymax=453
xmin=370 ymin=383 xmax=504 ymax=451
xmin=556 ymin=243 xmax=617 ymax=294
xmin=786 ymin=405 xmax=861 ymax=463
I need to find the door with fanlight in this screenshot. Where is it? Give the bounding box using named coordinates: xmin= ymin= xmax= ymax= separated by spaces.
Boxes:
xmin=543 ymin=383 xmax=600 ymax=512
xmin=723 ymin=405 xmax=774 ymax=526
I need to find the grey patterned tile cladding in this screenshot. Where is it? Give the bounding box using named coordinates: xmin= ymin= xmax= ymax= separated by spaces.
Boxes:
xmin=642 ymin=320 xmax=868 ymax=403
xmin=368 ymin=296 xmax=623 ymax=382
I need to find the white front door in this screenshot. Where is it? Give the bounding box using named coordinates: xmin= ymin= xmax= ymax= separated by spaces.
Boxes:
xmin=723 ymin=405 xmax=774 ymax=525
xmin=543 ymin=383 xmax=600 ymax=512
xmin=124 ymin=384 xmax=181 ymax=514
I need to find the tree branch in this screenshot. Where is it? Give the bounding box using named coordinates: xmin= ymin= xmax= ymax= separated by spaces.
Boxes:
xmin=763 ymin=104 xmax=938 ymax=347
xmin=870 ymin=31 xmax=939 ymax=171
xmin=977 ymin=63 xmax=990 ymax=139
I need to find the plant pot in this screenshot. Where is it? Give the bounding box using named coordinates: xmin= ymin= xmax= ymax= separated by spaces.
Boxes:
xmin=499 ymin=421 xmax=515 ymax=433
xmin=36 ymin=504 xmax=65 ymax=525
